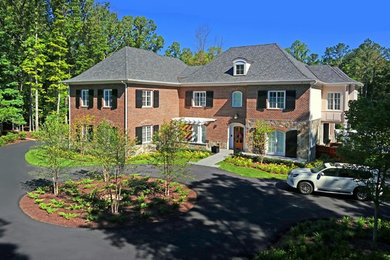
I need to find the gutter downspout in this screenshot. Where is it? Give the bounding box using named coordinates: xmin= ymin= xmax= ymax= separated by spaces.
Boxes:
xmin=121 ymin=81 xmax=128 ymax=134
xmin=68 ymin=84 xmax=71 ymax=149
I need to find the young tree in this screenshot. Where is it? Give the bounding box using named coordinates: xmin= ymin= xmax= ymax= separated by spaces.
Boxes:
xmin=322 ymin=43 xmax=350 ymax=67
xmin=338 ymin=97 xmax=390 ymax=249
xmin=248 ymin=120 xmax=273 ymax=164
xmin=152 ymin=120 xmax=189 ymax=196
xmin=89 ymin=120 xmax=135 ymax=214
xmin=36 ymin=114 xmax=69 ymax=196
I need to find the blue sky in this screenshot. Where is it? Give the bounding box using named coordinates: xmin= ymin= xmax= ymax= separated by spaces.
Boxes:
xmin=108 ymin=0 xmax=390 ymax=56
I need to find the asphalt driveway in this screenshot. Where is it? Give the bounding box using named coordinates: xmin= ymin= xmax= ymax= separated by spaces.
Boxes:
xmin=0 ymin=141 xmax=389 ymax=260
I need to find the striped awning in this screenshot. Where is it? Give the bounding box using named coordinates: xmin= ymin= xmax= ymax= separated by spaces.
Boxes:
xmin=172 ymin=117 xmax=216 ymax=125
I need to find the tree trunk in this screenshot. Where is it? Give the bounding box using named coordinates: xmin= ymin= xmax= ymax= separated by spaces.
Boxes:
xmin=29 ymin=85 xmax=33 ymax=132
xmin=35 ymin=88 xmax=39 ymax=132
xmin=57 ymin=87 xmax=61 ymax=114
xmin=373 ymin=202 xmax=379 ymax=249
xmin=53 ymin=169 xmax=59 ymax=196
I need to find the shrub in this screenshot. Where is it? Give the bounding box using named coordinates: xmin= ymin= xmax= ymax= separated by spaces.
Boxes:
xmin=18 ymin=132 xmax=27 ymax=140
xmin=0 ymin=138 xmax=6 ymax=147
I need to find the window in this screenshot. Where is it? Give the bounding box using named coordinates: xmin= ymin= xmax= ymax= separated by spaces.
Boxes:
xmin=235 ymin=64 xmax=244 ymax=75
xmin=327 ymin=92 xmax=341 ymax=110
xmin=191 ymin=124 xmax=206 ymax=144
xmin=323 ymin=168 xmax=339 ymax=177
xmin=142 ymin=125 xmax=152 ymax=144
xmin=103 ymin=89 xmax=112 ymax=107
xmin=268 ymin=130 xmax=285 ymax=156
xmin=232 ymin=91 xmax=242 ymax=107
xmin=81 ymin=125 xmax=93 ymax=141
xmin=193 ymin=91 xmax=206 ymax=107
xmin=81 ymin=89 xmax=89 ymax=107
xmin=268 ymin=91 xmax=285 ymax=109
xmin=142 ymin=90 xmax=152 ymax=107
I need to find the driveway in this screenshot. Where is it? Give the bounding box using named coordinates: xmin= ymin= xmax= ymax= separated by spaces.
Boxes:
xmin=0 ymin=142 xmax=389 ymax=259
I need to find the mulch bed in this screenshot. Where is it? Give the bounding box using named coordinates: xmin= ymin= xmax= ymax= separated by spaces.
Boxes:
xmin=20 ymin=176 xmax=197 ymax=228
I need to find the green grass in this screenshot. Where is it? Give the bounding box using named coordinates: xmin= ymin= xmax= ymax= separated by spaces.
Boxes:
xmin=25 ymin=149 xmax=96 ymax=167
xmin=218 ymin=161 xmax=288 ymax=180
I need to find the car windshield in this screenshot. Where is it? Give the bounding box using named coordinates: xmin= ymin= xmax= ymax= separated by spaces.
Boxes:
xmin=310 ymin=164 xmax=326 ymax=173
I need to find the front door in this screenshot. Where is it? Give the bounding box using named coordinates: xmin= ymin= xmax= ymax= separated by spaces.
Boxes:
xmin=233 ymin=126 xmax=244 ymax=151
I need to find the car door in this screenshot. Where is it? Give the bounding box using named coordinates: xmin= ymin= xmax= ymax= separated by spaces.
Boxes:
xmin=337 ymin=169 xmax=357 ymax=193
xmin=315 ymin=168 xmax=340 ymax=191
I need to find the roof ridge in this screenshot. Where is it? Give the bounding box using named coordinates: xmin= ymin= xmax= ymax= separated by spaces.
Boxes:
xmin=229 ymin=43 xmax=278 ymax=49
xmin=274 ymin=43 xmax=310 ymax=79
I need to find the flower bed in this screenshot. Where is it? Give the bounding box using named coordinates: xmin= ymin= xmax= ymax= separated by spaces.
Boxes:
xmin=20 ymin=175 xmax=196 ymax=228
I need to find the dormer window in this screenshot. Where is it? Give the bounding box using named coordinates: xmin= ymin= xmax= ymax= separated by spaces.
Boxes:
xmin=233 ymin=58 xmax=250 ymax=76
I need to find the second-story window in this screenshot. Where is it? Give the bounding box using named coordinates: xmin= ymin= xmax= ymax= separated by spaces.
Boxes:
xmin=268 ymin=91 xmax=285 ymax=109
xmin=81 ymin=89 xmax=89 ymax=107
xmin=327 ymin=92 xmax=341 ymax=110
xmin=193 ymin=91 xmax=206 ymax=107
xmin=103 ymin=89 xmax=112 ymax=107
xmin=232 ymin=91 xmax=242 ymax=107
xmin=142 ymin=90 xmax=152 ymax=107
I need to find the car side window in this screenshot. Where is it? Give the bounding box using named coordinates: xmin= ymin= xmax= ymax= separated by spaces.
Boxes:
xmin=339 ymin=169 xmax=353 ymax=178
xmin=322 ymin=168 xmax=339 ymax=177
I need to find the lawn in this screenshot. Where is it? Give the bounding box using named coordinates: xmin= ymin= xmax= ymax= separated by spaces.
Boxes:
xmin=218 ymin=161 xmax=288 ymax=180
xmin=25 ymin=148 xmax=210 ymax=167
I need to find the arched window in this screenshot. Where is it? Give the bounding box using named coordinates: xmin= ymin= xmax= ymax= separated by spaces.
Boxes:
xmin=232 ymin=91 xmax=243 ymax=107
xmin=268 ymin=130 xmax=285 ymax=156
xmin=233 ymin=58 xmax=250 ymax=76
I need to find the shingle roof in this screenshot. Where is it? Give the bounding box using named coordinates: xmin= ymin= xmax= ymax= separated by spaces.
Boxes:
xmin=307 ymin=65 xmax=360 ymax=84
xmin=64 ymin=47 xmax=188 ymax=84
xmin=65 ymin=43 xmax=362 ymax=86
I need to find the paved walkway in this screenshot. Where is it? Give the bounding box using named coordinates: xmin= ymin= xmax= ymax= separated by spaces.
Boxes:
xmin=191 ymin=149 xmax=232 ymax=167
xmin=1 ymin=142 xmax=389 ymax=260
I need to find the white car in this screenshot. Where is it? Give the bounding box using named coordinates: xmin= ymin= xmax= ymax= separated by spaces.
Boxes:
xmin=287 ymin=163 xmax=374 ymax=200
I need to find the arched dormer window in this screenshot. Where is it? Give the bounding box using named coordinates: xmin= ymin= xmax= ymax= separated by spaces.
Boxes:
xmin=233 ymin=58 xmax=250 ymax=76
xmin=232 ymin=91 xmax=242 ymax=107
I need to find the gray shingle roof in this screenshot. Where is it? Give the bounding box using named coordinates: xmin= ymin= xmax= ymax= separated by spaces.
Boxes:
xmin=307 ymin=65 xmax=360 ymax=84
xmin=65 ymin=43 xmax=362 ymax=86
xmin=64 ymin=47 xmax=188 ymax=84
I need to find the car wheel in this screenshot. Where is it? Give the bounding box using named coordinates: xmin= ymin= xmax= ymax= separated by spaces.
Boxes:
xmin=354 ymin=187 xmax=368 ymax=201
xmin=298 ymin=181 xmax=313 ymax=195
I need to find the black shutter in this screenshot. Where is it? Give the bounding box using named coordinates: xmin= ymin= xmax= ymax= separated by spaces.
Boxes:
xmin=153 ymin=90 xmax=159 ymax=108
xmin=285 ymin=130 xmax=298 ymax=158
xmin=76 ymin=90 xmax=81 ymax=108
xmin=285 ymin=90 xmax=296 ymax=111
xmin=185 ymin=91 xmax=193 ymax=107
xmin=111 ymin=89 xmax=118 ymax=110
xmin=88 ymin=89 xmax=94 ymax=109
xmin=206 ymin=91 xmax=213 ymax=107
xmin=257 ymin=90 xmax=267 ymax=110
xmin=153 ymin=125 xmax=159 ymax=134
xmin=135 ymin=127 xmax=142 ymax=144
xmin=97 ymin=90 xmax=103 ymax=109
xmin=136 ymin=90 xmax=142 ymax=108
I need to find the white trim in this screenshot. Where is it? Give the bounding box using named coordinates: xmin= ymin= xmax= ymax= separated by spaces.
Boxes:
xmin=193 ymin=91 xmax=206 ymax=107
xmin=327 ymin=92 xmax=341 ymax=111
xmin=121 ymin=81 xmax=128 ymax=133
xmin=81 ymin=89 xmax=89 ymax=107
xmin=142 ymin=90 xmax=153 ymax=108
xmin=172 ymin=117 xmax=216 ymax=124
xmin=267 ymin=90 xmax=286 ymax=109
xmin=103 ymin=89 xmax=112 ymax=108
xmin=141 ymin=125 xmax=153 ymax=144
xmin=228 ymin=123 xmax=246 ymax=151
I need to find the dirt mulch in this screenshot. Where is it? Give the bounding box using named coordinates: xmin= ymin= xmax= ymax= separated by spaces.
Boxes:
xmin=19 ymin=177 xmax=197 ymax=229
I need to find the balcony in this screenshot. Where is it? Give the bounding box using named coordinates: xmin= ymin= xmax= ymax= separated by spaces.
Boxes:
xmin=321 ymin=111 xmax=344 ymax=123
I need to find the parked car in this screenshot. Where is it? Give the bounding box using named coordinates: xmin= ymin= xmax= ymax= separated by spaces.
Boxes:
xmin=287 ymin=163 xmax=376 ymax=200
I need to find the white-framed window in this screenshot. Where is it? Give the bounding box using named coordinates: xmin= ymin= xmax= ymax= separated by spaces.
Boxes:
xmin=268 ymin=91 xmax=285 ymax=109
xmin=193 ymin=91 xmax=206 ymax=107
xmin=81 ymin=125 xmax=93 ymax=141
xmin=81 ymin=89 xmax=89 ymax=107
xmin=267 ymin=130 xmax=285 ymax=156
xmin=191 ymin=124 xmax=206 ymax=144
xmin=142 ymin=90 xmax=152 ymax=107
xmin=103 ymin=89 xmax=112 ymax=107
xmin=142 ymin=125 xmax=152 ymax=144
xmin=327 ymin=92 xmax=341 ymax=110
xmin=232 ymin=91 xmax=242 ymax=107
xmin=233 ymin=58 xmax=250 ymax=76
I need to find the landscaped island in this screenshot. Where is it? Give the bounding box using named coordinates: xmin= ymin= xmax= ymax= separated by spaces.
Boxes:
xmin=20 ymin=175 xmax=196 ymax=228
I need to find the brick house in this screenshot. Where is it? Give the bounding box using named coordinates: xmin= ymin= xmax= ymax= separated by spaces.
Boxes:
xmin=64 ymin=43 xmax=362 ymax=161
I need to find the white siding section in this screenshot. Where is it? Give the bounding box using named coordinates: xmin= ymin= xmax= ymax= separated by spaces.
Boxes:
xmin=310 ymin=87 xmax=322 ymax=120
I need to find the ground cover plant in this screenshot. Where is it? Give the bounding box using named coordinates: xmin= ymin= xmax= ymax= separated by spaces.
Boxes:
xmin=21 ymin=175 xmax=196 ymax=228
xmin=255 ymin=217 xmax=390 ymax=259
xmin=221 ymin=155 xmax=324 ymax=179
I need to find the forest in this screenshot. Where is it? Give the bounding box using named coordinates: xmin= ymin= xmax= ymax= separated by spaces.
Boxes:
xmin=0 ymin=0 xmax=389 ymax=134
